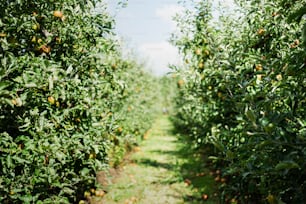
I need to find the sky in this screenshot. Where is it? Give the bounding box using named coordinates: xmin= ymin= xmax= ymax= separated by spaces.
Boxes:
xmin=104 ymin=0 xmax=237 ymax=76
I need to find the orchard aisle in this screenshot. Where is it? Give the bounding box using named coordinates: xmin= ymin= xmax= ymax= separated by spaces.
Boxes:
xmin=95 ymin=116 xmax=217 ymax=204
xmin=100 ymin=116 xmax=189 ymax=204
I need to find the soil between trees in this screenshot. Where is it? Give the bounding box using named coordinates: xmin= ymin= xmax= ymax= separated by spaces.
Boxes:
xmin=92 ymin=115 xmax=218 ymax=204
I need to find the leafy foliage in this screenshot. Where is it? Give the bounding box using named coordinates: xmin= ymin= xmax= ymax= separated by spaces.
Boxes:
xmin=172 ymin=0 xmax=306 ymax=203
xmin=0 ymin=0 xmax=161 ymax=203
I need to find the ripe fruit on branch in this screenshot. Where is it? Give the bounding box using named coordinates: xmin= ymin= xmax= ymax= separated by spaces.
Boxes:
xmin=257 ymin=28 xmax=265 ymax=36
xmin=255 ymin=64 xmax=263 ymax=71
xmin=55 ymin=37 xmax=61 ymax=43
xmin=53 ymin=10 xmax=63 ymax=18
xmin=272 ymin=12 xmax=278 ymax=17
xmin=198 ymin=62 xmax=204 ymax=69
xmin=0 ymin=33 xmax=7 ymax=37
xmin=111 ymin=64 xmax=117 ymax=69
xmin=276 ymin=74 xmax=282 ymax=81
xmin=40 ymin=45 xmax=51 ymax=54
xmin=12 ymin=98 xmax=22 ymax=107
xmin=177 ymin=79 xmax=184 ymax=88
xmin=195 ymin=48 xmax=202 ymax=55
xmin=256 ymin=74 xmax=263 ymax=81
xmin=290 ymin=39 xmax=300 ymax=48
xmin=31 ymin=36 xmax=37 ymax=43
xmin=84 ymin=191 xmax=91 ymax=198
xmin=89 ymin=153 xmax=96 ymax=159
xmin=37 ymin=38 xmax=43 ymax=44
xmin=48 ymin=96 xmax=55 ymax=105
xmin=32 ymin=23 xmax=40 ymax=31
xmin=117 ymin=127 xmax=123 ymax=133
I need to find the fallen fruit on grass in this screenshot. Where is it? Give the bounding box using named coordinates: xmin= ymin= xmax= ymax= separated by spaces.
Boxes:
xmin=130 ymin=197 xmax=137 ymax=202
xmin=184 ymin=178 xmax=192 ymax=186
xmin=90 ymin=188 xmax=95 ymax=194
xmin=196 ymin=172 xmax=206 ymax=177
xmin=84 ymin=191 xmax=91 ymax=198
xmin=95 ymin=190 xmax=105 ymax=197
xmin=202 ymin=194 xmax=208 ymax=200
xmin=230 ymin=198 xmax=238 ymax=203
xmin=266 ymin=194 xmax=276 ymax=204
xmin=214 ymin=175 xmax=221 ymax=182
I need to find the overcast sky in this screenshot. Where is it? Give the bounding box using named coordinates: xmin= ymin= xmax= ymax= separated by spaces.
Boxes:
xmin=104 ymin=0 xmax=237 ymax=76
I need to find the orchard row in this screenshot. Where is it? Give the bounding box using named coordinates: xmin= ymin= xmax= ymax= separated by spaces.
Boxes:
xmin=172 ymin=1 xmax=306 ymax=203
xmin=0 ymin=1 xmax=164 ymax=203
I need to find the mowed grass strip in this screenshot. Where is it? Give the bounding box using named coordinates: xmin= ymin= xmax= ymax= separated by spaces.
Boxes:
xmin=95 ymin=116 xmax=218 ymax=204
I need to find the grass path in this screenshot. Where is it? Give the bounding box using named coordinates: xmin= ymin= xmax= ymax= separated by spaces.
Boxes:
xmin=97 ymin=116 xmax=218 ymax=204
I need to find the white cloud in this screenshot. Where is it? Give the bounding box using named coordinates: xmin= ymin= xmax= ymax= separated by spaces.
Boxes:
xmin=155 ymin=4 xmax=184 ymax=28
xmin=138 ymin=41 xmax=180 ymax=76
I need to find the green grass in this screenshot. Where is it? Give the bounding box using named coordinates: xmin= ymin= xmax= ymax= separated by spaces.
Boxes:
xmin=99 ymin=115 xmax=219 ymax=204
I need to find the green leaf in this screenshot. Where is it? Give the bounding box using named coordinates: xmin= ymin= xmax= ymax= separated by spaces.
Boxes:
xmin=19 ymin=194 xmax=33 ymax=203
xmin=245 ymin=108 xmax=256 ymax=123
xmin=287 ymin=4 xmax=306 ymax=23
xmin=6 ymin=155 xmax=13 ymax=168
xmin=208 ymin=156 xmax=220 ymax=160
xmin=24 ymin=83 xmax=37 ymax=88
xmin=275 ymin=161 xmax=300 ymax=171
xmin=0 ymin=81 xmax=10 ymax=90
xmin=13 ymin=156 xmax=31 ymax=164
xmin=80 ymin=168 xmax=90 ymax=177
xmin=60 ymin=187 xmax=74 ymax=195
